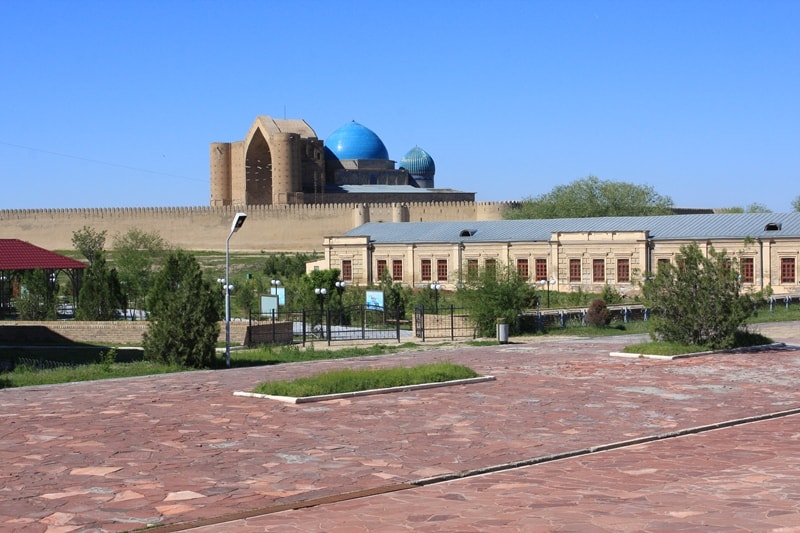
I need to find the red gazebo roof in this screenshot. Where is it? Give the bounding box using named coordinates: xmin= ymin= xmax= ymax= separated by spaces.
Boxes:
xmin=0 ymin=239 xmax=86 ymax=271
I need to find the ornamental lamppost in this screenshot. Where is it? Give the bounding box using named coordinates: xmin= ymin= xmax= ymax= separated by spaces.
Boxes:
xmin=335 ymin=280 xmax=346 ymax=326
xmin=223 ymin=212 xmax=247 ymax=368
xmin=430 ymin=283 xmax=441 ymax=313
xmin=538 ymin=277 xmax=556 ymax=308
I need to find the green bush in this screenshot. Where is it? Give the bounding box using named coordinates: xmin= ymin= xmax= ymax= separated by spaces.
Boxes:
xmin=142 ymin=251 xmax=221 ymax=368
xmin=642 ymin=242 xmax=755 ymax=349
xmin=586 ymin=298 xmax=611 ymax=327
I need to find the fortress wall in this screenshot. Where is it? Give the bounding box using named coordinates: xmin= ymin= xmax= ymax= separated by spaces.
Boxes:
xmin=0 ymin=201 xmax=514 ymax=253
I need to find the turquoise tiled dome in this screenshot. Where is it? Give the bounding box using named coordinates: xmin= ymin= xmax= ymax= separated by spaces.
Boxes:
xmin=324 ymin=121 xmax=389 ymax=161
xmin=399 ymin=146 xmax=435 ymax=179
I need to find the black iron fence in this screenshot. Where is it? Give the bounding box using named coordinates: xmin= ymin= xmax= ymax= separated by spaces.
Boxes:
xmin=414 ymin=305 xmax=476 ymax=341
xmin=248 ymin=305 xmax=405 ymax=346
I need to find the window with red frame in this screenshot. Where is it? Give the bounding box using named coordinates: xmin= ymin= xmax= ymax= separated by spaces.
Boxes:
xmin=535 ymin=258 xmax=547 ymax=281
xmin=376 ymin=259 xmax=387 ymax=280
xmin=467 ymin=259 xmax=479 ymax=279
xmin=516 ymin=258 xmax=529 ymax=279
xmin=741 ymin=257 xmax=754 ymax=283
xmin=569 ymin=259 xmax=581 ymax=282
xmin=593 ymin=259 xmax=605 ymax=282
xmin=392 ymin=260 xmax=403 ymax=281
xmin=421 ymin=259 xmax=432 ymax=281
xmin=437 ymin=259 xmax=448 ymax=281
xmin=781 ymin=257 xmax=796 ymax=284
xmin=341 ymin=259 xmax=352 ymax=281
xmin=616 ymin=258 xmax=630 ymax=283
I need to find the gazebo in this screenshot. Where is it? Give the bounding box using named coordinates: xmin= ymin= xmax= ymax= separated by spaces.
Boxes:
xmin=0 ymin=239 xmax=87 ymax=317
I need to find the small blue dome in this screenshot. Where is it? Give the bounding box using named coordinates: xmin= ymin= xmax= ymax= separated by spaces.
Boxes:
xmin=399 ymin=146 xmax=435 ymax=179
xmin=324 ymin=121 xmax=389 ymax=161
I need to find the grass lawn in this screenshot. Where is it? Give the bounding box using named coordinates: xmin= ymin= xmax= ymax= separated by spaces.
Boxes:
xmin=251 ymin=362 xmax=480 ymax=398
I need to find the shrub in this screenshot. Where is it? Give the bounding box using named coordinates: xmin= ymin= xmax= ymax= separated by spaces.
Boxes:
xmin=586 ymin=298 xmax=611 ymax=327
xmin=143 ymin=251 xmax=221 ymax=368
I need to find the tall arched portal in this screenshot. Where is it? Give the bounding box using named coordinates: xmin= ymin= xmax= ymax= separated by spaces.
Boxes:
xmin=245 ymin=129 xmax=273 ymax=204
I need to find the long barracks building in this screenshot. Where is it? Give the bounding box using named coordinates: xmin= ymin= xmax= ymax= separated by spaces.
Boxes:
xmin=317 ymin=212 xmax=800 ymax=297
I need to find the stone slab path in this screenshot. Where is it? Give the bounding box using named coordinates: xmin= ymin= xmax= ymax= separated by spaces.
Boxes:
xmin=1 ymin=321 xmax=799 ymax=532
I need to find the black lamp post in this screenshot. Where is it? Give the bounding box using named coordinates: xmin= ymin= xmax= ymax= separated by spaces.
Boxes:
xmin=430 ymin=283 xmax=441 ymax=313
xmin=539 ymin=277 xmax=556 ymax=308
xmin=314 ymin=287 xmax=327 ymax=314
xmin=335 ymin=281 xmax=346 ymax=325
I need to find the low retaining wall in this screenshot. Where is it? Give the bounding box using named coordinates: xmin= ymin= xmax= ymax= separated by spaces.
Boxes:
xmin=244 ymin=322 xmax=294 ymax=346
xmin=0 ymin=321 xmax=249 ymax=347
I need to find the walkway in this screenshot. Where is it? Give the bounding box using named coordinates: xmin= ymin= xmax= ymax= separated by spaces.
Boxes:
xmin=1 ymin=322 xmax=799 ymax=532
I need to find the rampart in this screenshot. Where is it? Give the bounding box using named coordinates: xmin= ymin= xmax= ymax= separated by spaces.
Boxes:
xmin=0 ymin=201 xmax=517 ymax=252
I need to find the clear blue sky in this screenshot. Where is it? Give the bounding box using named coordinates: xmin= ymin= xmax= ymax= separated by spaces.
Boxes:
xmin=2 ymin=0 xmax=798 ymax=211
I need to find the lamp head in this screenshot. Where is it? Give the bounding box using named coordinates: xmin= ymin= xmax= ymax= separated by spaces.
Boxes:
xmin=230 ymin=212 xmax=247 ymax=233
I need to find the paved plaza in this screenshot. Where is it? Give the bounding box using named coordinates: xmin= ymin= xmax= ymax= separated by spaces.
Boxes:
xmin=2 ymin=322 xmax=800 ymax=532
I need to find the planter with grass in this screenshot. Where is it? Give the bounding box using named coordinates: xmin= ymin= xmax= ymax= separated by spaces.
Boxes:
xmin=234 ymin=362 xmax=494 ymax=403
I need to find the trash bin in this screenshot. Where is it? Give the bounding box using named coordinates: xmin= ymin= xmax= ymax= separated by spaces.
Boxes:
xmin=496 ymin=318 xmax=509 ymax=344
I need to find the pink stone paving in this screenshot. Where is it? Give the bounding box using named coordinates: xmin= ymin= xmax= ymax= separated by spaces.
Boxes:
xmin=1 ymin=321 xmax=799 ymax=532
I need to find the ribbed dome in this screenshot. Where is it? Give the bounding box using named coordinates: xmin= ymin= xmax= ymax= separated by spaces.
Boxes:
xmin=324 ymin=121 xmax=389 ymax=161
xmin=399 ymin=146 xmax=435 ymax=179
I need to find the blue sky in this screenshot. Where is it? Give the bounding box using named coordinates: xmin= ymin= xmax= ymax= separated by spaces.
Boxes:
xmin=2 ymin=0 xmax=798 ymax=211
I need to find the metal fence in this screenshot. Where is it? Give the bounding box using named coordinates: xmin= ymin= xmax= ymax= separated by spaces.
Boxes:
xmin=414 ymin=305 xmax=477 ymax=341
xmin=249 ymin=305 xmax=406 ymax=346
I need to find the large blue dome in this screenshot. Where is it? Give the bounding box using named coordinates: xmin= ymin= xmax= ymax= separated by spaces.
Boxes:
xmin=324 ymin=121 xmax=389 ymax=161
xmin=399 ymin=146 xmax=435 ymax=179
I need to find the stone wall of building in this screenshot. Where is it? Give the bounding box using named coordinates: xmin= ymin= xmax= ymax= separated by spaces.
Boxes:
xmin=0 ymin=202 xmax=517 ymax=253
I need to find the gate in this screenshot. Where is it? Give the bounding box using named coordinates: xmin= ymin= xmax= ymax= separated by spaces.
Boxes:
xmin=414 ymin=305 xmax=476 ymax=341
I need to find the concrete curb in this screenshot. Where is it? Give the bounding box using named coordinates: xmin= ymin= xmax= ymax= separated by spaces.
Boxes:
xmin=610 ymin=342 xmax=787 ymax=360
xmin=233 ymin=375 xmax=496 ymax=403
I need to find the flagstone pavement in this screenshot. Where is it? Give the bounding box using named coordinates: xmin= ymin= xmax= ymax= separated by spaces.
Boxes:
xmin=1 ymin=321 xmax=799 ymax=532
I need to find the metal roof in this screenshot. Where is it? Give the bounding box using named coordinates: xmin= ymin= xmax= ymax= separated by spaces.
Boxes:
xmin=0 ymin=239 xmax=87 ymax=270
xmin=343 ymin=212 xmax=800 ymax=244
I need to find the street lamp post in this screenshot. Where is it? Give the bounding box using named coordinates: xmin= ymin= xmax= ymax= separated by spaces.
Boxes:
xmin=314 ymin=287 xmax=328 ymax=338
xmin=430 ymin=283 xmax=441 ymax=313
xmin=539 ymin=277 xmax=556 ymax=308
xmin=335 ymin=280 xmax=346 ymax=326
xmin=224 ymin=212 xmax=247 ymax=368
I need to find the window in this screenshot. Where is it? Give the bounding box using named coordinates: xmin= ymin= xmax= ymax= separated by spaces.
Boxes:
xmin=377 ymin=259 xmax=387 ymax=280
xmin=421 ymin=259 xmax=432 ymax=281
xmin=657 ymin=258 xmax=670 ymax=271
xmin=741 ymin=257 xmax=754 ymax=283
xmin=781 ymin=258 xmax=796 ymax=284
xmin=617 ymin=259 xmax=630 ymax=283
xmin=535 ymin=258 xmax=547 ymax=281
xmin=569 ymin=259 xmax=581 ymax=282
xmin=516 ymin=258 xmax=529 ymax=279
xmin=467 ymin=259 xmax=479 ymax=278
xmin=485 ymin=258 xmax=496 ymax=272
xmin=593 ymin=259 xmax=605 ymax=283
xmin=341 ymin=259 xmax=352 ymax=281
xmin=437 ymin=259 xmax=448 ymax=281
xmin=392 ymin=260 xmax=403 ymax=281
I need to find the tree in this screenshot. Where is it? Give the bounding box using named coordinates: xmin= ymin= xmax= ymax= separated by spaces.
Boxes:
xmin=641 ymin=242 xmax=754 ymax=349
xmin=113 ymin=228 xmax=170 ymax=317
xmin=71 ymin=226 xmax=107 ymax=266
xmin=717 ymin=203 xmax=772 ymax=214
xmin=142 ymin=251 xmax=221 ymax=368
xmin=792 ymin=196 xmax=800 ymax=212
xmin=76 ymin=254 xmax=125 ymax=320
xmin=15 ymin=269 xmax=58 ymax=320
xmin=505 ymin=176 xmax=674 ymax=220
xmin=459 ymin=263 xmax=535 ymax=336
xmin=586 ymin=298 xmax=611 ymax=327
